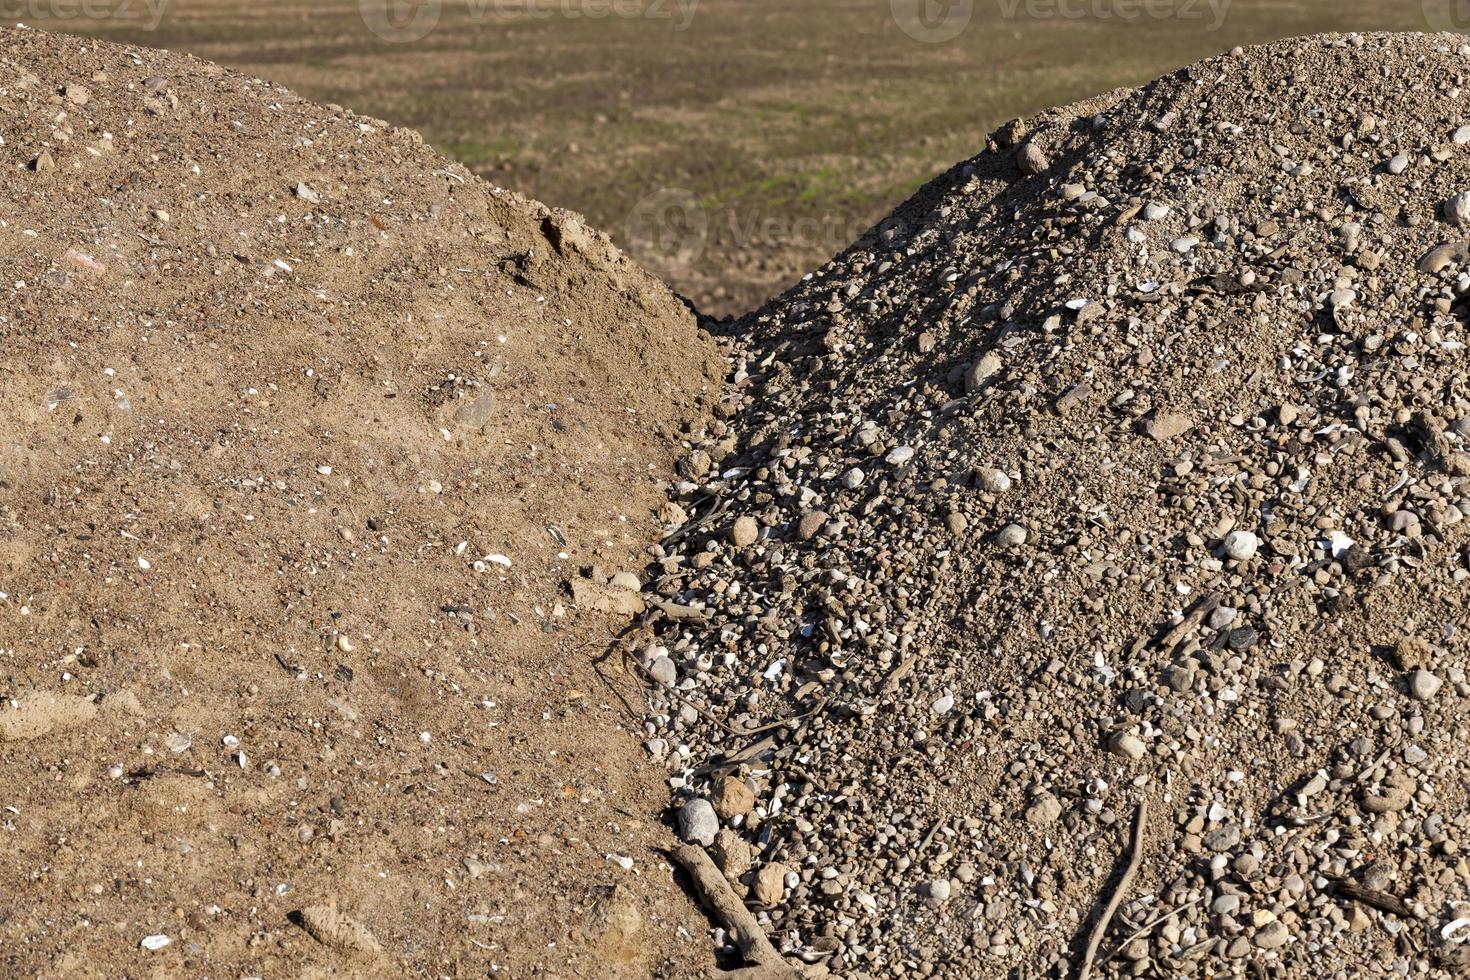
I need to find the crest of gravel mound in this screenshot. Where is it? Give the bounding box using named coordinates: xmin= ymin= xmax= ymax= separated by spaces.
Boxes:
xmin=647 ymin=33 xmax=1470 ymax=978
xmin=0 ymin=26 xmax=719 ymax=978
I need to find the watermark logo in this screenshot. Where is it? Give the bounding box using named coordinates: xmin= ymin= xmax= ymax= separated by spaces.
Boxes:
xmin=624 ymin=189 xmax=709 ymax=270
xmin=893 ymin=0 xmax=1232 ymax=40
xmin=891 ymin=0 xmax=974 ymax=42
xmin=362 ymin=0 xmax=698 ymax=42
xmin=997 ymin=0 xmax=1231 ymax=30
xmin=1423 ymin=0 xmax=1470 ymax=31
xmin=1 ymin=0 xmax=170 ymax=30
xmin=360 ymin=0 xmax=441 ymax=42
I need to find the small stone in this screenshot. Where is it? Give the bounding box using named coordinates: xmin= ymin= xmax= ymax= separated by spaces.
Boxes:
xmin=1454 ymin=125 xmax=1470 ymax=145
xmin=730 ymin=515 xmax=760 ymax=548
xmin=1388 ymin=153 xmax=1409 ymax=174
xmin=1223 ymin=530 xmax=1259 ymax=562
xmin=711 ymin=829 xmax=752 ymax=884
xmin=1024 ymin=794 xmax=1063 ymax=826
xmin=885 ymin=445 xmax=915 ymax=466
xmin=995 ymin=524 xmax=1027 ymax=549
xmin=926 ymin=878 xmax=952 ymax=907
xmin=1420 ymin=242 xmax=1470 ymax=274
xmin=1203 ymin=824 xmax=1241 ymax=853
xmin=796 ymin=511 xmax=828 ymax=540
xmin=676 ymin=798 xmax=718 ymax=846
xmin=976 ymin=467 xmax=1012 ymax=493
xmin=1445 ymin=192 xmax=1470 ymax=227
xmin=711 ymin=775 xmax=756 ymax=820
xmin=1016 ymin=143 xmax=1050 ymax=176
xmin=1254 ymin=920 xmax=1290 ymax=950
xmin=648 ymin=656 xmax=678 ymax=687
xmin=679 ymin=449 xmax=712 ymax=480
xmin=752 ymin=863 xmax=788 ymax=906
xmin=63 ymin=83 xmax=90 ymax=105
xmin=294 ymin=181 xmax=321 ymax=203
xmin=841 ymin=467 xmax=866 ymax=489
xmin=1142 ymin=412 xmax=1193 ymax=441
xmin=609 ymin=571 xmax=641 ymax=592
xmin=1408 ymin=669 xmax=1443 ymax=702
xmin=30 ymin=150 xmax=55 ymax=172
xmin=965 ymin=352 xmax=1003 ymax=392
xmin=1149 ymin=111 xmax=1176 ymax=132
xmin=1143 ymin=202 xmax=1171 ymax=221
xmin=1108 ymin=731 xmax=1146 ymax=761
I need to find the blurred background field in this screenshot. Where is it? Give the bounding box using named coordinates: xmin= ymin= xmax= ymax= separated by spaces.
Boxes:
xmin=30 ymin=0 xmax=1443 ymax=314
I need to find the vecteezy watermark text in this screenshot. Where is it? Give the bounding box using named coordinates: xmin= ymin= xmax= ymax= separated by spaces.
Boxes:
xmin=361 ymin=0 xmax=699 ymax=44
xmin=1423 ymin=0 xmax=1470 ymax=31
xmin=2 ymin=0 xmax=169 ymax=29
xmin=892 ymin=0 xmax=1230 ymax=43
xmin=997 ymin=0 xmax=1230 ymax=30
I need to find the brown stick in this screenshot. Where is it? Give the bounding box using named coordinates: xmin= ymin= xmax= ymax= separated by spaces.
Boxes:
xmin=1334 ymin=880 xmax=1414 ymax=918
xmin=670 ymin=845 xmax=799 ymax=977
xmin=1078 ymin=800 xmax=1149 ymax=980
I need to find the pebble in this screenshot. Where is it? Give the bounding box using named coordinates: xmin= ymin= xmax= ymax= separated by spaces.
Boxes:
xmin=1107 ymin=731 xmax=1146 ymax=761
xmin=712 ymin=775 xmax=756 ymax=820
xmin=1142 ymin=412 xmax=1193 ymax=441
xmin=1254 ymin=920 xmax=1290 ymax=950
xmin=1446 ymin=192 xmax=1470 ymax=227
xmin=965 ymin=352 xmax=1003 ymax=392
xmin=730 ymin=515 xmax=760 ymax=548
xmin=1016 ymin=142 xmax=1050 ymax=175
xmin=926 ymin=878 xmax=952 ymax=907
xmin=648 ymin=656 xmax=678 ymax=687
xmin=1408 ymin=668 xmax=1443 ymax=702
xmin=976 ymin=467 xmax=1012 ymax=492
xmin=1223 ymin=530 xmax=1259 ymax=561
xmin=1024 ymin=794 xmax=1063 ymax=826
xmin=676 ymin=798 xmax=719 ymax=846
xmin=796 ymin=510 xmax=828 ymax=540
xmin=995 ymin=523 xmax=1027 ymax=548
xmin=752 ymin=863 xmax=789 ymax=905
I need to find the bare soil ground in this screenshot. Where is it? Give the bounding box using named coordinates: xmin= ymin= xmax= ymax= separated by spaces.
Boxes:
xmin=0 ymin=26 xmax=723 ymax=977
xmin=17 ymin=0 xmax=1443 ymax=317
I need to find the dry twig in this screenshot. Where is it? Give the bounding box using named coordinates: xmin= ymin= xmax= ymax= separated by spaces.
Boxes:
xmin=670 ymin=844 xmax=800 ymax=978
xmin=1078 ymin=800 xmax=1149 ymax=980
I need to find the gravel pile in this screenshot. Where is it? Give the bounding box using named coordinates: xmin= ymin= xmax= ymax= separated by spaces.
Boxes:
xmin=645 ymin=33 xmax=1470 ymax=978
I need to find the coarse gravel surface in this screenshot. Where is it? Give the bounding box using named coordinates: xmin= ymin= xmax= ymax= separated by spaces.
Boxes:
xmin=645 ymin=31 xmax=1470 ymax=979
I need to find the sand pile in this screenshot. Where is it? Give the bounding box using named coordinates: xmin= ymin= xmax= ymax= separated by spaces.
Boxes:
xmin=648 ymin=33 xmax=1470 ymax=978
xmin=0 ymin=26 xmax=721 ymax=977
